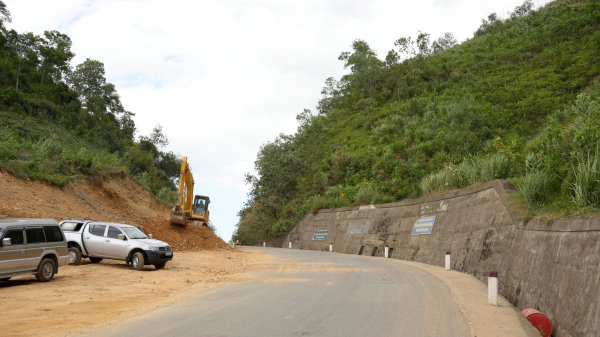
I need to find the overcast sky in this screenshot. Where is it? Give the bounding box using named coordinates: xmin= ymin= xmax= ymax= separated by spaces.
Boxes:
xmin=6 ymin=0 xmax=552 ymax=241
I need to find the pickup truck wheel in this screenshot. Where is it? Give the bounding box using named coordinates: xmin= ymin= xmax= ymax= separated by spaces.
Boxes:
xmin=0 ymin=277 xmax=10 ymax=281
xmin=132 ymin=252 xmax=144 ymax=271
xmin=89 ymin=257 xmax=103 ymax=263
xmin=68 ymin=247 xmax=82 ymax=265
xmin=35 ymin=258 xmax=56 ymax=282
xmin=154 ymin=263 xmax=166 ymax=269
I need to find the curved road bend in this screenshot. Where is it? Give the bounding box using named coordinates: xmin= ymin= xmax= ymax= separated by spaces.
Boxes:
xmin=83 ymin=247 xmax=470 ymax=337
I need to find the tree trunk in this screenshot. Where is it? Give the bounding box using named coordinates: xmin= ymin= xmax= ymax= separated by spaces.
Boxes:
xmin=39 ymin=62 xmax=47 ymax=96
xmin=0 ymin=51 xmax=9 ymax=81
xmin=15 ymin=45 xmax=22 ymax=90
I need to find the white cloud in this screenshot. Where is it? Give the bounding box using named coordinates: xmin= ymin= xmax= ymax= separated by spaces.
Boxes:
xmin=4 ymin=0 xmax=553 ymax=241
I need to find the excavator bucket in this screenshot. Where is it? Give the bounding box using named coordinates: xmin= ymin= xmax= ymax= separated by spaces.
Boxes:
xmin=169 ymin=210 xmax=187 ymax=226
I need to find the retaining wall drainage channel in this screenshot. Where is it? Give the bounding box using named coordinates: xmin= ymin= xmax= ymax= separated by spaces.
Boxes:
xmin=269 ymin=180 xmax=600 ymax=337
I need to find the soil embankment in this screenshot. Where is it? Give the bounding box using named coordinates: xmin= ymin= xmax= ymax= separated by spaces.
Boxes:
xmin=0 ymin=169 xmax=229 ymax=251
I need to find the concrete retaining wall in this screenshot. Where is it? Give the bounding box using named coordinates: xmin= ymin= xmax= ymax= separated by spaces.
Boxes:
xmin=280 ymin=180 xmax=600 ymax=337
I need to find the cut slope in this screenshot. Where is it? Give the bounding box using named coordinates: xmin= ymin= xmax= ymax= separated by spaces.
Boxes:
xmin=0 ymin=168 xmax=230 ymax=251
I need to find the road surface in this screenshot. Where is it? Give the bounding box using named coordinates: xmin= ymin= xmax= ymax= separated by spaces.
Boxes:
xmin=83 ymin=247 xmax=470 ymax=336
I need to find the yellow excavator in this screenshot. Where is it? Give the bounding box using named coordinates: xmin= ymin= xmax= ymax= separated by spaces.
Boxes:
xmin=169 ymin=156 xmax=210 ymax=227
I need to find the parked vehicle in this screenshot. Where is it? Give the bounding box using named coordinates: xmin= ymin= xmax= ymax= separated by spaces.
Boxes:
xmin=0 ymin=218 xmax=69 ymax=282
xmin=59 ymin=220 xmax=173 ymax=270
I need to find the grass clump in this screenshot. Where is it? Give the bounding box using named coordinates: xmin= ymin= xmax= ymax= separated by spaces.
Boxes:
xmin=570 ymin=150 xmax=600 ymax=208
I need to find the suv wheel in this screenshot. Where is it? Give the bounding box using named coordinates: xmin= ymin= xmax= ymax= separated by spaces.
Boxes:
xmin=132 ymin=252 xmax=145 ymax=271
xmin=89 ymin=257 xmax=103 ymax=263
xmin=154 ymin=263 xmax=166 ymax=269
xmin=68 ymin=247 xmax=82 ymax=265
xmin=35 ymin=258 xmax=56 ymax=282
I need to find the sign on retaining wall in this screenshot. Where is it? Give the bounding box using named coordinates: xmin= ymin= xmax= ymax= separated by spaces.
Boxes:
xmin=313 ymin=229 xmax=329 ymax=240
xmin=411 ymin=216 xmax=436 ymax=235
xmin=347 ymin=221 xmax=371 ymax=234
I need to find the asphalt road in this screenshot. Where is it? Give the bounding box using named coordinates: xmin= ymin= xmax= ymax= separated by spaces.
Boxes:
xmin=85 ymin=247 xmax=470 ymax=337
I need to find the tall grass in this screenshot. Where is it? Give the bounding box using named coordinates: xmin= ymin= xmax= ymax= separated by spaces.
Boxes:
xmin=421 ymin=154 xmax=512 ymax=195
xmin=517 ymin=171 xmax=554 ymax=208
xmin=310 ymin=196 xmax=352 ymax=214
xmin=570 ymin=149 xmax=600 ymax=208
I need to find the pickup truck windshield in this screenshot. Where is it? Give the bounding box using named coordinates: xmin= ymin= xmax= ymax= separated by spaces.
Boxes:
xmin=121 ymin=227 xmax=147 ymax=239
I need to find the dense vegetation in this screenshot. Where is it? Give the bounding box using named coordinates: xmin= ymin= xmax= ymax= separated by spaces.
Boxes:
xmin=233 ymin=0 xmax=600 ymax=244
xmin=0 ymin=1 xmax=180 ymax=202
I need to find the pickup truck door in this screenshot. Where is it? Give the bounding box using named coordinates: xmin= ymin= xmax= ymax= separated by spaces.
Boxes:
xmin=25 ymin=227 xmax=48 ymax=269
xmin=102 ymin=226 xmax=128 ymax=259
xmin=84 ymin=224 xmax=107 ymax=256
xmin=0 ymin=227 xmax=28 ymax=274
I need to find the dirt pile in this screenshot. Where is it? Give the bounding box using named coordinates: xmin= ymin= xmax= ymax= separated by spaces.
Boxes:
xmin=0 ymin=168 xmax=230 ymax=251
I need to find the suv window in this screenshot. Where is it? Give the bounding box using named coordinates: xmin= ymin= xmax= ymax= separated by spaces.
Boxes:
xmin=44 ymin=226 xmax=64 ymax=243
xmin=89 ymin=225 xmax=107 ymax=236
xmin=26 ymin=228 xmax=47 ymax=244
xmin=107 ymin=226 xmax=123 ymax=239
xmin=3 ymin=228 xmax=25 ymax=245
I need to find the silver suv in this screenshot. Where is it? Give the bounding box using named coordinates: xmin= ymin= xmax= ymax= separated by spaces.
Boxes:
xmin=60 ymin=220 xmax=173 ymax=270
xmin=0 ymin=219 xmax=68 ymax=282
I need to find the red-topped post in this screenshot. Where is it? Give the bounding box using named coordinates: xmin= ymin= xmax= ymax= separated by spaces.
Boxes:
xmin=445 ymin=251 xmax=451 ymax=270
xmin=488 ymin=270 xmax=498 ymax=305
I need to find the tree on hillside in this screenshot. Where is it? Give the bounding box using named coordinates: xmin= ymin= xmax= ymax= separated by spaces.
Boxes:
xmin=0 ymin=1 xmax=11 ymax=28
xmin=69 ymin=58 xmax=126 ymax=117
xmin=38 ymin=30 xmax=74 ymax=95
xmin=338 ymin=40 xmax=383 ymax=99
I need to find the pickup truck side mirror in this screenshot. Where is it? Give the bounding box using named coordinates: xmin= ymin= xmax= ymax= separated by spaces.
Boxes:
xmin=2 ymin=238 xmax=11 ymax=246
xmin=148 ymin=234 xmax=153 ymax=239
xmin=117 ymin=234 xmax=126 ymax=240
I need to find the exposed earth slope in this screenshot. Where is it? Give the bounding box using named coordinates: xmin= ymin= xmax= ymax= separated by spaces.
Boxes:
xmin=0 ymin=168 xmax=229 ymax=251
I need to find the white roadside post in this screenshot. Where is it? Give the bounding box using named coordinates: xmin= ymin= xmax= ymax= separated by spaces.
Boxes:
xmin=445 ymin=251 xmax=451 ymax=271
xmin=329 ymin=243 xmax=333 ymax=252
xmin=488 ymin=270 xmax=498 ymax=306
xmin=289 ymin=241 xmax=292 ymax=249
xmin=384 ymin=245 xmax=389 ymax=258
xmin=263 ymin=242 xmax=266 ymax=248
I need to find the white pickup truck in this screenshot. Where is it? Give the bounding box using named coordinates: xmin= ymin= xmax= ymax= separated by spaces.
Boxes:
xmin=59 ymin=219 xmax=173 ymax=270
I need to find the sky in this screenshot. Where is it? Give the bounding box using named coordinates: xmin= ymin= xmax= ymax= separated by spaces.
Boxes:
xmin=5 ymin=0 xmax=552 ymax=242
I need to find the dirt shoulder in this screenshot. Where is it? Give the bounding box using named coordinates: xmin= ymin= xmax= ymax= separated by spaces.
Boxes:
xmin=1 ymin=249 xmax=276 ymax=337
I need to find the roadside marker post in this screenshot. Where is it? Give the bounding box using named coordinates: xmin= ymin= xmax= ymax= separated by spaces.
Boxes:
xmin=263 ymin=242 xmax=266 ymax=248
xmin=329 ymin=243 xmax=333 ymax=252
xmin=289 ymin=241 xmax=292 ymax=249
xmin=384 ymin=245 xmax=389 ymax=258
xmin=445 ymin=251 xmax=451 ymax=270
xmin=488 ymin=271 xmax=498 ymax=306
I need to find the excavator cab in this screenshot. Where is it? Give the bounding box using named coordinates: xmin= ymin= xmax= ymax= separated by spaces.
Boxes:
xmin=193 ymin=195 xmax=210 ymax=216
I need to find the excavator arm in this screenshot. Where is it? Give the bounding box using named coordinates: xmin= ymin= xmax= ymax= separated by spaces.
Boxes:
xmin=170 ymin=157 xmax=194 ymax=225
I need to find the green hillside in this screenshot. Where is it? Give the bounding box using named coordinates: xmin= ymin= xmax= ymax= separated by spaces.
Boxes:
xmin=234 ymin=0 xmax=600 ymax=244
xmin=0 ymin=1 xmax=179 ymax=202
